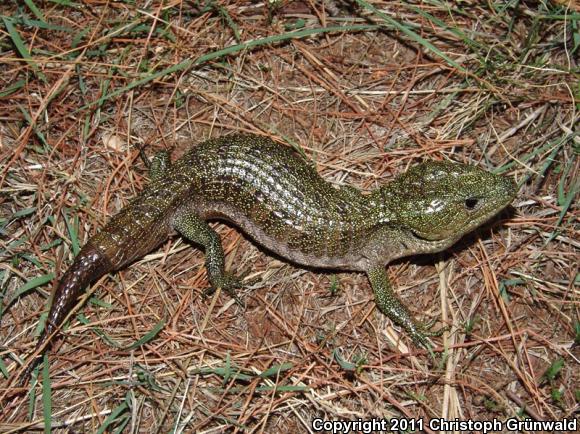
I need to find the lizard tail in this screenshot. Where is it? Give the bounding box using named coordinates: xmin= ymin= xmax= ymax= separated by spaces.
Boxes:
xmin=18 ymin=242 xmax=113 ymax=385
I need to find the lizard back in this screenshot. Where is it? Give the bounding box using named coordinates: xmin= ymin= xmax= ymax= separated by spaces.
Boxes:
xmin=174 ymin=135 xmax=375 ymax=269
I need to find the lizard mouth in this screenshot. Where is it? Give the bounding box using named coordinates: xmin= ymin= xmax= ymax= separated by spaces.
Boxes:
xmin=409 ymin=227 xmax=455 ymax=242
xmin=409 ymin=229 xmax=458 ymax=249
xmin=410 ymin=229 xmax=437 ymax=242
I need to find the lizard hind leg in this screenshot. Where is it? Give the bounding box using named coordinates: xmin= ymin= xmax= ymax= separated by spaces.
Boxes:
xmin=173 ymin=209 xmax=245 ymax=305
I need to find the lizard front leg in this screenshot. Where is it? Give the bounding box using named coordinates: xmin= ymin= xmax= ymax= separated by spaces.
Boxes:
xmin=367 ymin=266 xmax=436 ymax=357
xmin=149 ymin=150 xmax=171 ymax=181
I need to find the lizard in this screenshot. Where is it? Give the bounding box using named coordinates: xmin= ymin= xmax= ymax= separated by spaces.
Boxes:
xmin=18 ymin=134 xmax=517 ymax=382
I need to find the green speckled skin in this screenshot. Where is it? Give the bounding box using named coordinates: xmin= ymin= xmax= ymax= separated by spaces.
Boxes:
xmin=23 ymin=134 xmax=516 ymax=380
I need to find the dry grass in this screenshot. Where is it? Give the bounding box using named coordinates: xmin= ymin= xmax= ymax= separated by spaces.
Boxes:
xmin=0 ymin=1 xmax=578 ymax=432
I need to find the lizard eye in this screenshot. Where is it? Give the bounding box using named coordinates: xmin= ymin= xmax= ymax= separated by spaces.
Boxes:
xmin=464 ymin=197 xmax=479 ymax=210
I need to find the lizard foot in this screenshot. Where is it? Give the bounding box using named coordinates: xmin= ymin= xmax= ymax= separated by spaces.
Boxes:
xmin=410 ymin=322 xmax=449 ymax=367
xmin=204 ymin=271 xmax=249 ymax=306
xmin=419 ymin=316 xmax=449 ymax=338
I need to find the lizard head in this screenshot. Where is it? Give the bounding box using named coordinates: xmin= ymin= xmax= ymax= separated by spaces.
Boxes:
xmin=387 ymin=161 xmax=517 ymax=245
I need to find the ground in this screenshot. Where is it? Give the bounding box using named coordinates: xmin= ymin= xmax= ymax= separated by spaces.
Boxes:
xmin=0 ymin=1 xmax=578 ymax=433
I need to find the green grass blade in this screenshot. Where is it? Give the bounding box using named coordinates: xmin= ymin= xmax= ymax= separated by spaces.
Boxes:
xmin=24 ymin=0 xmax=45 ymax=21
xmin=76 ymin=314 xmax=121 ymax=348
xmin=96 ymin=401 xmax=129 ymax=434
xmin=75 ymin=24 xmax=379 ymax=113
xmin=547 ymin=156 xmax=578 ymax=243
xmin=194 ymin=24 xmax=380 ymax=64
xmin=18 ymin=104 xmax=48 ymax=147
xmin=5 ymin=273 xmax=54 ymax=309
xmin=19 ymin=17 xmax=73 ymax=32
xmin=0 ymin=358 xmax=7 ymax=379
xmin=353 ymin=0 xmax=466 ymax=73
xmin=407 ymin=4 xmax=484 ymax=52
xmin=0 ymin=79 xmax=26 ymax=97
xmin=42 ymin=353 xmax=52 ymax=434
xmin=572 ymin=15 xmax=580 ymax=54
xmin=2 ymin=16 xmax=47 ymax=83
xmin=254 ymin=384 xmax=308 ymax=393
xmin=27 ymin=366 xmax=39 ymax=418
xmin=215 ymin=3 xmax=241 ymax=42
xmin=259 ymin=362 xmax=293 ymax=378
xmin=62 ymin=208 xmax=80 ymax=256
xmin=126 ymin=319 xmax=165 ymax=350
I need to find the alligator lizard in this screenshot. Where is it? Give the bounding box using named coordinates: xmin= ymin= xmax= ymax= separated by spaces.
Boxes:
xmin=20 ymin=134 xmax=517 ymax=381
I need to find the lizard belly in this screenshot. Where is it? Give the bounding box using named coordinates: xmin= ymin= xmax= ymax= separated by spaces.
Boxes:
xmin=193 ymin=201 xmax=366 ymax=271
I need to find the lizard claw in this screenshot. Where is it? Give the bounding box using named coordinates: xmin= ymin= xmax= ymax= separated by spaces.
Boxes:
xmin=419 ymin=316 xmax=449 ymax=338
xmin=411 ymin=322 xmax=449 ymax=367
xmin=204 ymin=271 xmax=247 ymax=306
xmin=404 ymin=320 xmax=447 ymax=365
